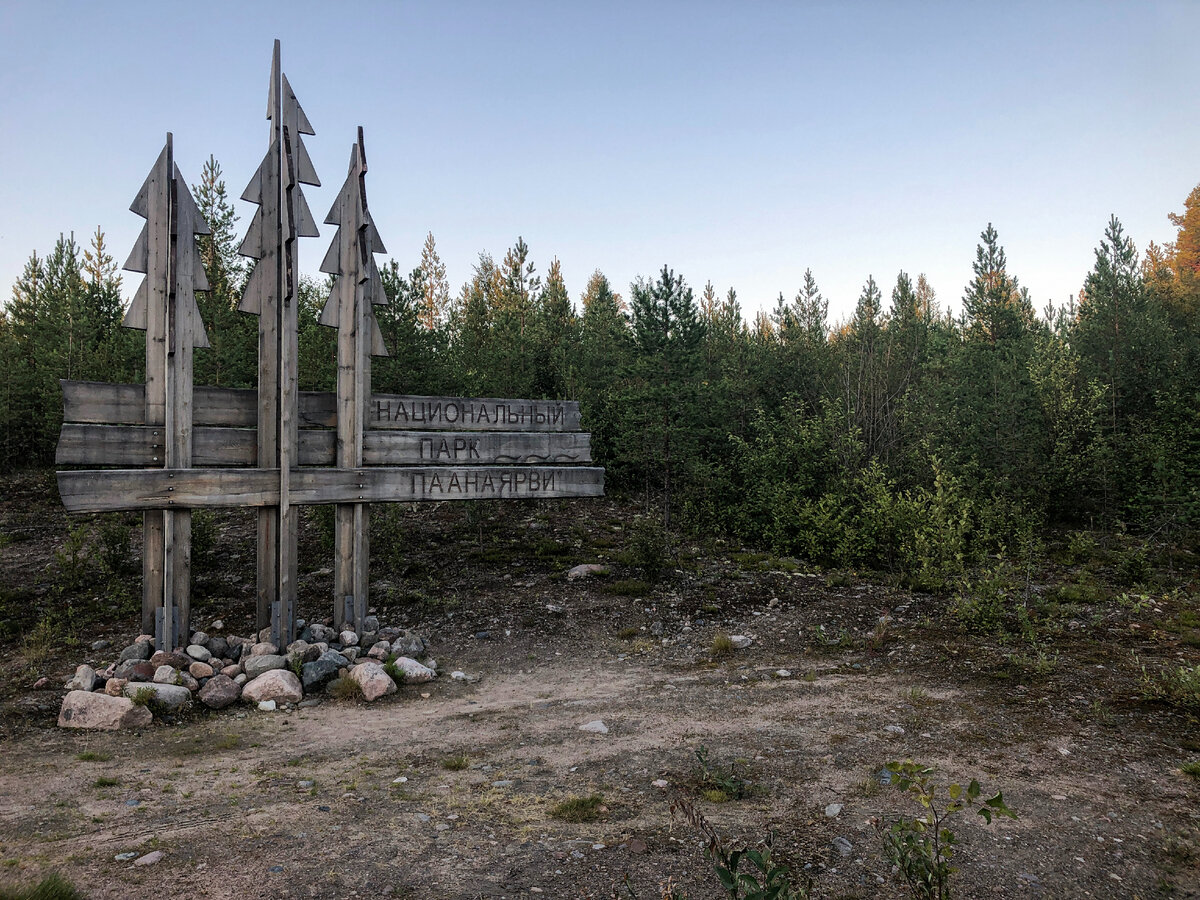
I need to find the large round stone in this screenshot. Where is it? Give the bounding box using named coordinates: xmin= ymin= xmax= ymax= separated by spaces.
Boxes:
xmin=242 ymin=669 xmax=304 ymax=705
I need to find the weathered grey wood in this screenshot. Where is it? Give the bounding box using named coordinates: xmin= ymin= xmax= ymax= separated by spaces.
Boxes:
xmin=62 ymin=381 xmax=581 ymax=433
xmin=134 ymin=137 xmax=172 ymax=646
xmin=368 ymin=395 xmax=581 ymax=432
xmin=168 ymin=165 xmax=209 ymax=643
xmin=59 ymin=466 xmax=605 ymax=512
xmin=241 ymin=42 xmax=285 ymax=637
xmin=277 ymin=121 xmax=302 ymax=647
xmin=360 ymin=430 xmax=592 ymax=466
xmin=323 ymin=135 xmax=375 ymax=634
xmin=58 ymin=424 xmax=592 ymax=468
xmin=61 ymin=381 xmax=336 ymax=428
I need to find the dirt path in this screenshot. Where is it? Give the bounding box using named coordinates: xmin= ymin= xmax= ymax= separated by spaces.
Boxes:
xmin=1 ymin=640 xmax=1197 ymax=900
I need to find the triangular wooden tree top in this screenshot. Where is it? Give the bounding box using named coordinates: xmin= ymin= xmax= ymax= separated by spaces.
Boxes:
xmin=120 ymin=137 xmax=212 ymax=348
xmin=237 ymin=39 xmax=320 ymax=315
xmin=318 ymin=128 xmax=389 ymax=357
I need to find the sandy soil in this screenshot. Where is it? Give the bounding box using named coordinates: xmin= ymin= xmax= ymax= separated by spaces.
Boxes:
xmin=0 ymin=479 xmax=1198 ymax=899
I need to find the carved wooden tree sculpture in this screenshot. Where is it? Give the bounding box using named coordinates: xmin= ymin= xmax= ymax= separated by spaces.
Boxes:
xmin=319 ymin=128 xmax=390 ymax=634
xmin=120 ymin=133 xmax=212 ymax=649
xmin=237 ymin=39 xmax=321 ymax=645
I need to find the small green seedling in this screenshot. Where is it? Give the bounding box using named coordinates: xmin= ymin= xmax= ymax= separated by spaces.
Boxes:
xmin=884 ymin=761 xmax=1016 ymax=900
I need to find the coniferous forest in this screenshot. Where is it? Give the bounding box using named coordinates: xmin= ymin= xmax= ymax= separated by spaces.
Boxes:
xmin=3 ymin=162 xmax=1200 ymax=589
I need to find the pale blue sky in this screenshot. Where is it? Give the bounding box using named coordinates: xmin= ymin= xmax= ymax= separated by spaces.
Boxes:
xmin=1 ymin=1 xmax=1197 ymax=324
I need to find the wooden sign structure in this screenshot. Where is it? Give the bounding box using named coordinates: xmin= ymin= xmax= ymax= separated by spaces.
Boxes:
xmin=55 ymin=43 xmax=603 ymax=651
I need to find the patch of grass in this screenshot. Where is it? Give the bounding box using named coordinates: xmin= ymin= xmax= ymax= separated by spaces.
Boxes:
xmin=693 ymin=745 xmax=753 ymax=801
xmin=710 ymin=633 xmax=734 ymax=658
xmin=328 ymin=676 xmax=363 ymax=701
xmin=903 ymin=686 xmax=930 ymax=706
xmin=616 ymin=626 xmax=640 ymax=640
xmin=213 ymin=734 xmax=241 ymax=751
xmin=20 ymin=616 xmax=60 ymax=669
xmin=441 ymin=754 xmax=469 ymax=771
xmin=1180 ymin=761 xmax=1200 ymax=780
xmin=732 ymin=551 xmax=770 ymax=569
xmin=0 ymin=872 xmax=85 ymax=900
xmin=383 ymin=655 xmax=407 ymax=685
xmin=1139 ymin=660 xmax=1200 ymax=709
xmin=603 ymin=579 xmax=651 ymax=597
xmin=548 ymin=794 xmax=605 ymax=823
xmin=75 ymin=751 xmax=112 ymax=762
xmin=533 ymin=538 xmax=572 ymax=559
xmin=92 ymin=777 xmax=119 ymax=788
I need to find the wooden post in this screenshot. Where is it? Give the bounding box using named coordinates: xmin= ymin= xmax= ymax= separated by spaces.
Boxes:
xmin=320 ymin=129 xmax=389 ymax=635
xmin=120 ymin=135 xmax=210 ymax=650
xmin=237 ymin=40 xmax=319 ymax=647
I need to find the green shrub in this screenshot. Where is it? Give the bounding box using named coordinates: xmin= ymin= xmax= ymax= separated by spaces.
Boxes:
xmin=191 ymin=510 xmax=218 ymax=574
xmin=628 ymin=517 xmax=669 ymax=583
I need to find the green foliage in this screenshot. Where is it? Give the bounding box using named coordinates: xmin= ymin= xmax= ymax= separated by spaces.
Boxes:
xmin=1139 ymin=659 xmax=1200 ymax=708
xmin=693 ymin=745 xmax=753 ymax=801
xmin=51 ymin=525 xmax=92 ymax=594
xmin=9 ymin=190 xmax=1200 ymax=596
xmin=627 ymin=516 xmax=669 ymax=582
xmin=0 ymin=872 xmax=85 ymax=900
xmin=883 ymin=761 xmax=1016 ymax=900
xmin=383 ymin=654 xmax=406 ymax=685
xmin=671 ymin=796 xmax=811 ymax=899
xmin=441 ymin=754 xmax=469 ymax=771
xmin=95 ymin=517 xmax=136 ymax=580
xmin=191 ymin=510 xmax=218 ymax=575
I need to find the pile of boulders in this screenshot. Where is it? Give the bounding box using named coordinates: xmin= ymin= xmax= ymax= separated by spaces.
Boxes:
xmin=58 ymin=617 xmax=437 ymax=730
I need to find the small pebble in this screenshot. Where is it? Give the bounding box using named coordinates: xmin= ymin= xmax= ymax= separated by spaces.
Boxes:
xmin=825 ymin=803 xmax=842 ymax=818
xmin=133 ymin=851 xmax=164 ymax=867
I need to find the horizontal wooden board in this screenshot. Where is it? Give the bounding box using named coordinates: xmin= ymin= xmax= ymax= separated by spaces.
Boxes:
xmin=62 ymin=381 xmax=582 ymax=432
xmin=58 ymin=466 xmax=604 ymax=512
xmin=57 ymin=425 xmax=591 ymax=467
xmin=367 ymin=394 xmax=580 ymax=432
xmin=61 ymin=381 xmax=335 ymax=428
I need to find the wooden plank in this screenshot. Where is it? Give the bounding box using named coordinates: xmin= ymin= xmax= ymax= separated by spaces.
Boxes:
xmin=62 ymin=381 xmax=331 ymax=429
xmin=328 ymin=138 xmax=369 ymax=635
xmin=142 ymin=136 xmax=171 ymax=650
xmin=58 ymin=424 xmax=252 ymax=467
xmin=63 ymin=381 xmax=584 ymax=434
xmin=58 ymin=466 xmax=605 ymax=512
xmin=362 ymin=431 xmax=592 ymax=466
xmin=58 ymin=424 xmax=593 ymax=468
xmin=368 ymin=394 xmax=581 ymax=432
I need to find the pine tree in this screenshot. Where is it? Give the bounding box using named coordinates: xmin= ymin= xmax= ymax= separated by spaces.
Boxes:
xmin=531 ymin=257 xmax=578 ymax=397
xmin=787 ymin=269 xmax=824 ymax=339
xmin=962 ymin=224 xmax=1035 ymax=343
xmin=625 ymin=266 xmax=706 ymax=526
xmin=193 ymin=157 xmax=254 ymax=386
xmin=418 ymin=231 xmax=450 ymax=330
xmin=699 ymin=280 xmax=718 ymax=324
